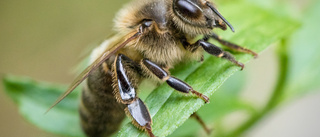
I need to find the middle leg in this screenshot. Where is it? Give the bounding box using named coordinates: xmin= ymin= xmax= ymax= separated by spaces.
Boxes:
xmin=141 ymin=59 xmax=209 ymax=103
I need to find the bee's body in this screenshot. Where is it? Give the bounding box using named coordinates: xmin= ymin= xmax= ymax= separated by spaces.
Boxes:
xmin=51 ymin=0 xmax=257 ymax=136
xmin=79 ymin=1 xmax=187 ymax=136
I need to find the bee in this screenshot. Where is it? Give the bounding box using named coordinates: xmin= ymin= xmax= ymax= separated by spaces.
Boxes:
xmin=48 ymin=0 xmax=257 ymax=136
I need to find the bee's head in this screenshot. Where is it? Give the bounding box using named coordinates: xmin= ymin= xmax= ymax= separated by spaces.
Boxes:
xmin=172 ymin=0 xmax=234 ymax=36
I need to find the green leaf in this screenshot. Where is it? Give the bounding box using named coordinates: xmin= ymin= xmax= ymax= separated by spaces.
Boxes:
xmin=3 ymin=75 xmax=85 ymax=137
xmin=169 ymin=71 xmax=257 ymax=137
xmin=284 ymin=0 xmax=320 ymax=99
xmin=118 ymin=1 xmax=299 ymax=137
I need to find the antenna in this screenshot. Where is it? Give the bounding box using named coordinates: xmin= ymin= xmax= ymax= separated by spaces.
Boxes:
xmin=207 ymin=3 xmax=235 ymax=32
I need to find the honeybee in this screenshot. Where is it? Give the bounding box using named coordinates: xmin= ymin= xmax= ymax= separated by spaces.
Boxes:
xmin=48 ymin=0 xmax=257 ymax=136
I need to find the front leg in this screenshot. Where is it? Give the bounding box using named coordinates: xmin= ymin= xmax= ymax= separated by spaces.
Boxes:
xmin=207 ymin=33 xmax=258 ymax=58
xmin=197 ymin=39 xmax=245 ymax=70
xmin=182 ymin=38 xmax=244 ymax=70
xmin=113 ymin=54 xmax=155 ymax=137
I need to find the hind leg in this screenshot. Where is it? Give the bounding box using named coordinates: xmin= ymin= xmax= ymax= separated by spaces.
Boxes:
xmin=113 ymin=54 xmax=155 ymax=137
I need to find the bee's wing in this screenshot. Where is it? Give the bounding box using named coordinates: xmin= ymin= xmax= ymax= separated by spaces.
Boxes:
xmin=46 ymin=31 xmax=141 ymax=113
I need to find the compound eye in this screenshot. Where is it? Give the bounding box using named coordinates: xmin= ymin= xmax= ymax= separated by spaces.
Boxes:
xmin=175 ymin=0 xmax=202 ymax=19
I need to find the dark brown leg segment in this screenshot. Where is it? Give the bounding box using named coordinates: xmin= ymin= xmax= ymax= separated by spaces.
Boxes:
xmin=142 ymin=59 xmax=209 ymax=103
xmin=208 ymin=33 xmax=258 ymax=58
xmin=114 ymin=54 xmax=155 ymax=137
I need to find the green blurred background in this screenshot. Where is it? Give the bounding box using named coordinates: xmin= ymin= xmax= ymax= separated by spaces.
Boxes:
xmin=0 ymin=1 xmax=129 ymax=136
xmin=1 ymin=0 xmax=319 ymax=137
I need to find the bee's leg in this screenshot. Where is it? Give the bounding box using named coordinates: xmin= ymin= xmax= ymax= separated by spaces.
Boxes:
xmin=190 ymin=112 xmax=212 ymax=134
xmin=207 ymin=33 xmax=258 ymax=58
xmin=196 ymin=39 xmax=246 ymax=70
xmin=142 ymin=59 xmax=209 ymax=103
xmin=114 ymin=54 xmax=155 ymax=137
xmin=181 ymin=37 xmax=244 ymax=70
xmin=201 ymin=39 xmax=245 ymax=70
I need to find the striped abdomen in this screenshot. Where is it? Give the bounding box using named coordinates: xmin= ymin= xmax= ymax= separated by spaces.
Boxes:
xmin=79 ymin=63 xmax=125 ymax=137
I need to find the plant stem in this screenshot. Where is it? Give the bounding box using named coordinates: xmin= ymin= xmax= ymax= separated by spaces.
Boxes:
xmin=224 ymin=39 xmax=289 ymax=137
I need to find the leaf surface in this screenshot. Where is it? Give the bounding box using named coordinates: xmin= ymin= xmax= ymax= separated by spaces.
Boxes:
xmin=3 ymin=75 xmax=85 ymax=137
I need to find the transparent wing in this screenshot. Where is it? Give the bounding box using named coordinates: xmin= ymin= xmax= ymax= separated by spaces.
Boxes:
xmin=46 ymin=30 xmax=141 ymax=113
